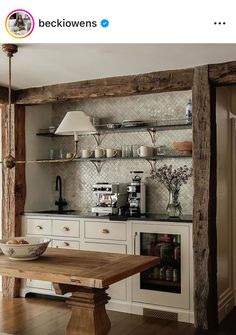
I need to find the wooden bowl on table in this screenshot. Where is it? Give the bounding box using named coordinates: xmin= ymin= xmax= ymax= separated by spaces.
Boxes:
xmin=173 ymin=141 xmax=192 ymax=156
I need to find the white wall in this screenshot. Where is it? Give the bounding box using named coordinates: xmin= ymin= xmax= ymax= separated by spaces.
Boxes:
xmin=25 ymin=105 xmax=53 ymax=211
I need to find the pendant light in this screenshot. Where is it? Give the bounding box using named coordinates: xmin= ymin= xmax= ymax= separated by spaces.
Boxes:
xmin=2 ymin=44 xmax=96 ymax=169
xmin=2 ymin=44 xmax=18 ymax=169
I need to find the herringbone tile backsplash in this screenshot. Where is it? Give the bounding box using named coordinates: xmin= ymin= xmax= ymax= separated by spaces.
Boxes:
xmin=50 ymin=91 xmax=193 ymax=215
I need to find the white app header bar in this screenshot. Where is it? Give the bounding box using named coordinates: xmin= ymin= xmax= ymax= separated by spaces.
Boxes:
xmin=0 ymin=0 xmax=235 ymax=43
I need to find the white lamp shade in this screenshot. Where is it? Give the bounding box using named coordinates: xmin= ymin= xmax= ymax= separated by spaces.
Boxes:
xmin=55 ymin=111 xmax=97 ymax=137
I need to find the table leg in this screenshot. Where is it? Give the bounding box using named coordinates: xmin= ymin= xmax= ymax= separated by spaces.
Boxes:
xmin=66 ymin=287 xmax=111 ymax=335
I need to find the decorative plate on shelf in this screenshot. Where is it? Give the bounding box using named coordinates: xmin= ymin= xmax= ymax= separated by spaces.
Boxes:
xmin=122 ymin=120 xmax=146 ymax=127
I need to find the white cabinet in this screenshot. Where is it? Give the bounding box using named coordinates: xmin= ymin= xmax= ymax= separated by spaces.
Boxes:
xmin=82 ymin=242 xmax=127 ymax=301
xmin=26 ymin=218 xmax=52 ymax=235
xmin=84 ymin=220 xmax=126 ymax=241
xmin=83 ymin=242 xmax=126 ymax=254
xmin=21 ymin=215 xmax=193 ymax=323
xmin=52 ymin=219 xmax=79 ymax=237
xmin=52 ymin=240 xmax=80 ymax=249
xmin=26 ymin=279 xmax=52 ymax=290
xmin=21 ymin=216 xmax=81 ymax=296
xmin=82 ymin=219 xmax=128 ymax=301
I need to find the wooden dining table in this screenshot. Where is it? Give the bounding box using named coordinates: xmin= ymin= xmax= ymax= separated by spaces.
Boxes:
xmin=0 ymin=248 xmax=159 ymax=335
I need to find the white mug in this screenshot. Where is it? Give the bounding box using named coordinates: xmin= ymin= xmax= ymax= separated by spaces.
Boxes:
xmin=81 ymin=149 xmax=93 ymax=158
xmin=137 ymin=146 xmax=153 ymax=157
xmin=95 ymin=147 xmax=105 ymax=158
xmin=106 ymin=148 xmax=117 ymax=158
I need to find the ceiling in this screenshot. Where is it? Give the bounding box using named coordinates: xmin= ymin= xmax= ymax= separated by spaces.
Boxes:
xmin=1 ymin=44 xmax=236 ymax=89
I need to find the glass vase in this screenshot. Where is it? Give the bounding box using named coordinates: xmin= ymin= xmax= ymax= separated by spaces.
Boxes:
xmin=166 ymin=188 xmax=182 ymax=218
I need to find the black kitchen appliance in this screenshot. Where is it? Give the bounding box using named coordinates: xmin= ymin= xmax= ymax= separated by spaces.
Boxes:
xmin=127 ymin=171 xmax=146 ymax=217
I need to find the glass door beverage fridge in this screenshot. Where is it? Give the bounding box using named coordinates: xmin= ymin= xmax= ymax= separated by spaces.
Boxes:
xmin=132 ymin=222 xmax=191 ymax=309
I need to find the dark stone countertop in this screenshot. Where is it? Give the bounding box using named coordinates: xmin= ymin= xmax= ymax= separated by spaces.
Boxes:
xmin=127 ymin=214 xmax=192 ymax=223
xmin=24 ymin=211 xmax=192 ymax=223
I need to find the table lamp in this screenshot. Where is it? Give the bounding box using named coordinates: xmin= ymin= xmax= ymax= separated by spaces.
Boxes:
xmin=55 ymin=110 xmax=97 ymax=160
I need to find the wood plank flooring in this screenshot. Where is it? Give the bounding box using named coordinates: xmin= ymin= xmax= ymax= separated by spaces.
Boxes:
xmin=0 ymin=295 xmax=235 ymax=335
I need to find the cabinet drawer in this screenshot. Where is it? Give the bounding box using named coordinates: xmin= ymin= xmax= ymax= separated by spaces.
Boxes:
xmin=26 ymin=279 xmax=52 ymax=290
xmin=84 ymin=221 xmax=126 ymax=241
xmin=83 ymin=242 xmax=126 ymax=254
xmin=26 ymin=219 xmax=52 ymax=235
xmin=52 ymin=220 xmax=79 ymax=237
xmin=52 ymin=240 xmax=79 ymax=249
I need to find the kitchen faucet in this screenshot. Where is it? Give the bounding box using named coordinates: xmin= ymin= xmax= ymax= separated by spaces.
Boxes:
xmin=55 ymin=175 xmax=67 ymax=214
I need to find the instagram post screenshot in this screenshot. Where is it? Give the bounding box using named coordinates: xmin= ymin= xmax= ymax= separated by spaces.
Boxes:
xmin=0 ymin=0 xmax=235 ymax=334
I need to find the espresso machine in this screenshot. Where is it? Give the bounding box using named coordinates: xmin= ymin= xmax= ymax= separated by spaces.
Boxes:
xmin=127 ymin=171 xmax=146 ymax=217
xmin=91 ymin=183 xmax=127 ymax=215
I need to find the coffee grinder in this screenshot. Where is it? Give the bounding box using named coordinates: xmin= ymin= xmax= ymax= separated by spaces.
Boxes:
xmin=127 ymin=171 xmax=146 ymax=217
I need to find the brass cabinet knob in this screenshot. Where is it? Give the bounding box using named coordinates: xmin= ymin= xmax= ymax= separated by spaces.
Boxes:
xmin=63 ymin=242 xmax=70 ymax=247
xmin=102 ymin=229 xmax=110 ymax=234
xmin=62 ymin=226 xmax=70 ymax=231
xmin=36 ymin=225 xmax=43 ymax=230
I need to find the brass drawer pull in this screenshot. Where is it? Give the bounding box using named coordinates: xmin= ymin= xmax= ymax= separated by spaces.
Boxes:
xmin=63 ymin=242 xmax=70 ymax=247
xmin=62 ymin=226 xmax=70 ymax=231
xmin=102 ymin=229 xmax=110 ymax=234
xmin=36 ymin=225 xmax=43 ymax=230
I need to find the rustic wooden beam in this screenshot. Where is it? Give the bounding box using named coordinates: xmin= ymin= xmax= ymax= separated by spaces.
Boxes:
xmin=192 ymin=65 xmax=218 ymax=329
xmin=0 ymin=86 xmax=9 ymax=104
xmin=1 ymin=104 xmax=26 ymax=297
xmin=209 ymin=61 xmax=236 ymax=86
xmin=12 ymin=60 xmax=236 ymax=105
xmin=14 ymin=68 xmax=194 ymax=105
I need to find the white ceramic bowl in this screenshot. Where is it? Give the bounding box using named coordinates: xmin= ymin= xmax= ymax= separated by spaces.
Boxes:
xmin=0 ymin=237 xmax=51 ymax=261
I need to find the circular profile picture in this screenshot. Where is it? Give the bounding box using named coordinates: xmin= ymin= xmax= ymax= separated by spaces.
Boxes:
xmin=5 ymin=9 xmax=34 ymax=39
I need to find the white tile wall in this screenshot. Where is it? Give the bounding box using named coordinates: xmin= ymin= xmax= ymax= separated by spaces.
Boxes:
xmin=50 ymin=91 xmax=193 ymax=215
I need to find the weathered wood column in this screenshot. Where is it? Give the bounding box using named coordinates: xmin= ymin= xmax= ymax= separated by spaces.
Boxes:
xmin=192 ymin=65 xmax=218 ymax=329
xmin=0 ymin=86 xmax=9 ymax=104
xmin=1 ymin=104 xmax=26 ymax=297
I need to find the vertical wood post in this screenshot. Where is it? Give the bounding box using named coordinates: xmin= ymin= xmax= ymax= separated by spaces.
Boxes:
xmin=192 ymin=65 xmax=218 ymax=329
xmin=1 ymin=104 xmax=26 ymax=297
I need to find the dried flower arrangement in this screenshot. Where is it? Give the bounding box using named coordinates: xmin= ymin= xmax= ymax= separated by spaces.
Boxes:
xmin=150 ymin=164 xmax=193 ymax=217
